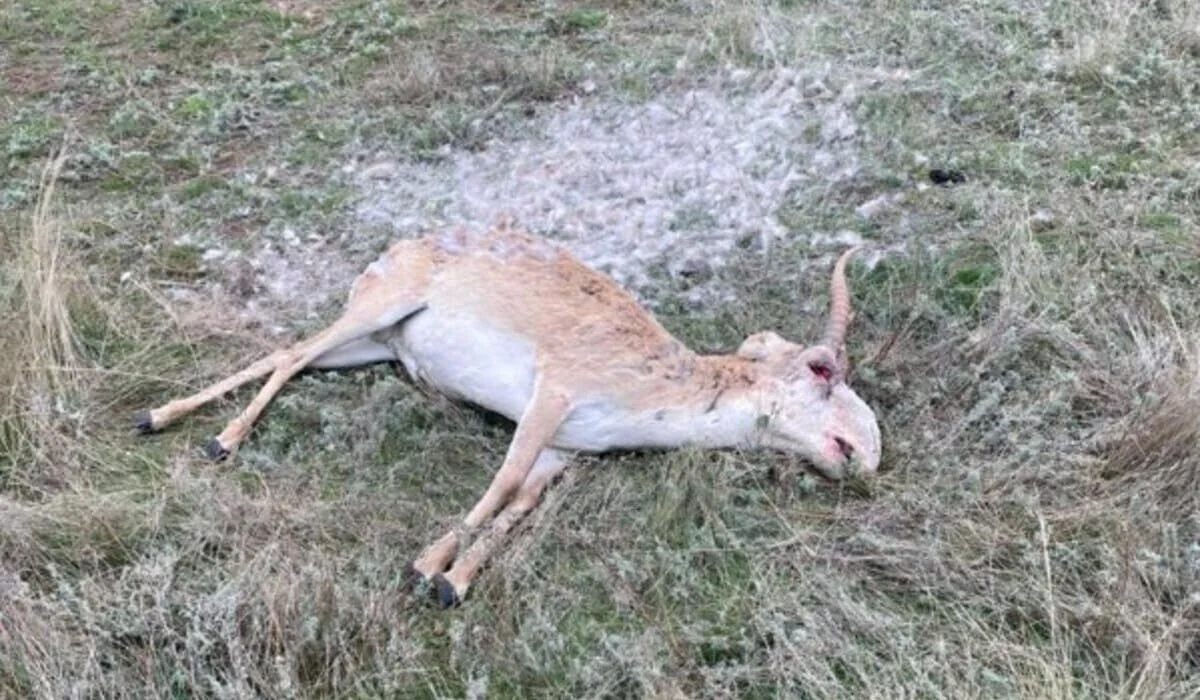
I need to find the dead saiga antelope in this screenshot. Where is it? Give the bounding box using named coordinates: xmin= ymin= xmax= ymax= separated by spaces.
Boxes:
xmin=137 ymin=223 xmax=882 ymax=607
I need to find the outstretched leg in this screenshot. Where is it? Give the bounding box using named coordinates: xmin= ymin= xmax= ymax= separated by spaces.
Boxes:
xmin=205 ymin=305 xmax=423 ymax=459
xmin=137 ymin=298 xmax=425 ymax=458
xmin=432 ymin=448 xmax=570 ymax=607
xmin=407 ymin=381 xmax=571 ymax=600
xmin=135 ymin=349 xmax=295 ymax=434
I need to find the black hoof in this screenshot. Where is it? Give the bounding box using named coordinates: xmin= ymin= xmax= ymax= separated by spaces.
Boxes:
xmin=134 ymin=411 xmax=155 ymax=434
xmin=431 ymin=574 xmax=462 ymax=609
xmin=205 ymin=438 xmax=230 ymax=462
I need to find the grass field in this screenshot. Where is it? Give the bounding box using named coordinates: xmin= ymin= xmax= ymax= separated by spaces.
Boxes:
xmin=2 ymin=0 xmax=1199 ymax=697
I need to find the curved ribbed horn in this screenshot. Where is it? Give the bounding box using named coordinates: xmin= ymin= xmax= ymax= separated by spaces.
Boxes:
xmin=818 ymin=246 xmax=863 ymax=372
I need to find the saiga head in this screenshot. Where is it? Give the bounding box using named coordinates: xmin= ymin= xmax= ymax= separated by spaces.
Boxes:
xmin=736 ymin=247 xmax=881 ymax=480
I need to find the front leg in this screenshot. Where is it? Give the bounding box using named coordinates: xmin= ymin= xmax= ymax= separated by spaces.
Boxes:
xmin=432 ymin=448 xmax=570 ymax=606
xmin=407 ymin=382 xmax=571 ymax=602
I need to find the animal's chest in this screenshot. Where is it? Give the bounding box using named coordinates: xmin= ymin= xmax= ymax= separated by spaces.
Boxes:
xmin=382 ymin=311 xmax=538 ymax=423
xmin=552 ymin=402 xmax=684 ymax=452
xmin=552 ymin=401 xmax=755 ymax=453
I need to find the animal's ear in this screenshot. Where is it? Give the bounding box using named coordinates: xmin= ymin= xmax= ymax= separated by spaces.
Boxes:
xmin=737 ymin=331 xmax=791 ymax=362
xmin=793 ymin=345 xmax=841 ymax=389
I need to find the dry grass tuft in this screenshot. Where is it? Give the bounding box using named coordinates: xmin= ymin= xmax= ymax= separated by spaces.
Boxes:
xmin=22 ymin=148 xmax=81 ymax=390
xmin=1100 ymin=345 xmax=1200 ymax=521
xmin=0 ymin=145 xmax=96 ymax=490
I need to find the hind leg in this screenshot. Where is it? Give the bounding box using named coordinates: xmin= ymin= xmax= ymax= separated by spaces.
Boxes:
xmin=138 ymin=239 xmax=436 ymax=457
xmin=138 ymin=306 xmax=423 ymax=460
xmin=137 ymin=334 xmax=399 ymax=436
xmin=135 ymin=350 xmax=290 ymax=434
xmin=204 ymin=306 xmax=422 ymax=459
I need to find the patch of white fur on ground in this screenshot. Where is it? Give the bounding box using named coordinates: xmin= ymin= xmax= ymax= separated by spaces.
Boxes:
xmin=163 ymin=230 xmax=362 ymax=337
xmin=356 ymin=67 xmax=869 ymax=308
xmin=176 ymin=66 xmax=910 ymax=334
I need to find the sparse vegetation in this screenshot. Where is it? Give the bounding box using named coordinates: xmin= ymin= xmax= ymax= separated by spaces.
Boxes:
xmin=2 ymin=0 xmax=1199 ymax=697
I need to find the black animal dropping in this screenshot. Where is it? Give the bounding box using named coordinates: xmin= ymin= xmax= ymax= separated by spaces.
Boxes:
xmin=929 ymin=168 xmax=967 ymax=186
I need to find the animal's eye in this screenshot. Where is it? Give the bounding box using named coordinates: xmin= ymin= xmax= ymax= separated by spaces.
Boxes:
xmin=809 ymin=360 xmax=833 ymax=382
